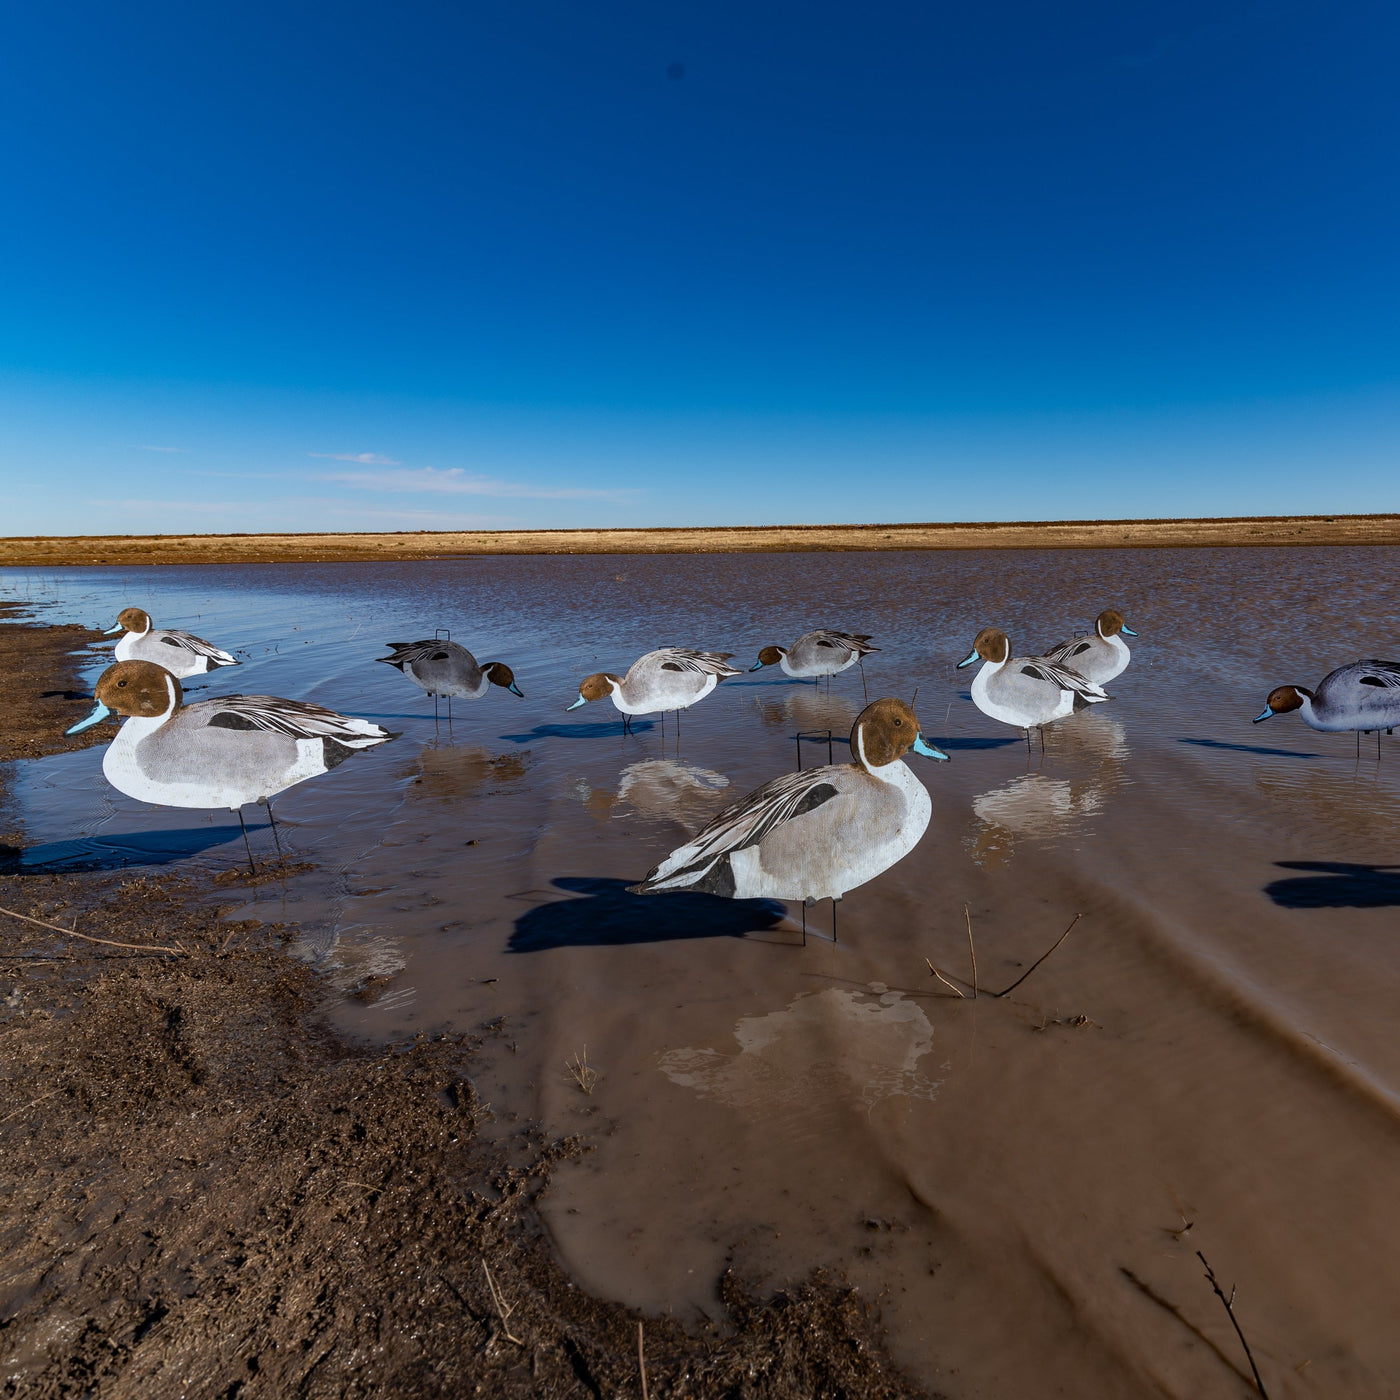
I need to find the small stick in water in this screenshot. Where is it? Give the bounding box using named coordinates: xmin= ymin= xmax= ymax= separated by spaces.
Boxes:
xmin=925 ymin=957 xmax=966 ymax=998
xmin=1197 ymin=1250 xmax=1270 ymax=1397
xmin=964 ymin=904 xmax=978 ymax=998
xmin=993 ymin=913 xmax=1082 ymax=998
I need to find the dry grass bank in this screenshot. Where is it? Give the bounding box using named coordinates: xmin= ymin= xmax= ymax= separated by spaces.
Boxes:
xmin=4 ymin=513 xmax=1399 ymax=566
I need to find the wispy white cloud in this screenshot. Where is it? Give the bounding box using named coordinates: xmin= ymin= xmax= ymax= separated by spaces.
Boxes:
xmin=308 ymin=451 xmax=403 ymax=465
xmin=92 ymin=498 xmax=242 ymax=513
xmin=316 ymin=465 xmax=630 ymax=501
xmin=139 ymin=444 xmax=182 ymax=453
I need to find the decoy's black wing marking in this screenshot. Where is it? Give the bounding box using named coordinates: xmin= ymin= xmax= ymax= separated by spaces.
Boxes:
xmin=637 ymin=770 xmax=841 ymax=890
xmin=204 ymin=695 xmax=388 ymax=744
xmin=159 ymin=630 xmax=237 ymax=662
xmin=377 ymin=640 xmax=460 ymax=669
xmin=808 ymin=630 xmax=879 ymax=656
xmin=1043 ymin=637 xmax=1092 ymax=663
xmin=651 ymin=647 xmax=743 ymax=677
xmin=1356 ymin=660 xmax=1400 ymax=688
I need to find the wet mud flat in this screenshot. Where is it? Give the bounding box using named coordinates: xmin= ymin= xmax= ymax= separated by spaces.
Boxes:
xmin=0 ymin=617 xmax=930 ymax=1398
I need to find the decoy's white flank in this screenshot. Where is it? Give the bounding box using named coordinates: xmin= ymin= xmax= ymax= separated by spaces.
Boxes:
xmin=1255 ymin=660 xmax=1400 ymax=737
xmin=105 ymin=607 xmax=238 ymax=678
xmin=377 ymin=639 xmax=524 ymax=701
xmin=1042 ymin=608 xmax=1137 ymax=685
xmin=629 ymin=698 xmax=947 ymax=941
xmin=567 ymin=648 xmax=741 ymax=732
xmin=749 ymin=630 xmax=878 ymax=680
xmin=66 ymin=660 xmax=395 ymax=815
xmin=957 ymin=626 xmax=1109 ymax=743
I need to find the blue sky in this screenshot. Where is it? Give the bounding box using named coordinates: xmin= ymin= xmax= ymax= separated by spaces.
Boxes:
xmin=2 ymin=0 xmax=1397 ymax=534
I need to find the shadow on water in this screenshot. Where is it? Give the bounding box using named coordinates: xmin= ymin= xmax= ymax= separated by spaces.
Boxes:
xmin=1179 ymin=737 xmax=1318 ymax=759
xmin=500 ymin=721 xmax=654 ymax=744
xmin=1265 ymin=861 xmax=1400 ymax=909
xmin=0 ymin=825 xmax=253 ymax=874
xmin=509 ymin=876 xmax=786 ymax=951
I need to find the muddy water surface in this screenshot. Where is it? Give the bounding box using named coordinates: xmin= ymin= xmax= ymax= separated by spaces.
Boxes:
xmin=5 ymin=548 xmax=1400 ymax=1398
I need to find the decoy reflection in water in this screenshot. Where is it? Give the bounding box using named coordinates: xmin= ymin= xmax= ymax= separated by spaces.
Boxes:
xmin=104 ymin=607 xmax=238 ymax=678
xmin=957 ymin=627 xmax=1109 ymax=750
xmin=566 ymin=647 xmax=741 ymax=736
xmin=1041 ymin=608 xmax=1137 ymax=685
xmin=749 ymin=630 xmax=878 ymax=690
xmin=1255 ymin=659 xmax=1400 ymax=757
xmin=628 ymin=697 xmax=948 ymax=944
xmin=66 ymin=660 xmax=396 ymax=871
xmin=377 ymin=638 xmax=522 ymax=724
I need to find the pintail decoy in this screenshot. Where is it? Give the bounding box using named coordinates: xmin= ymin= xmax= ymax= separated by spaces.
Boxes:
xmin=628 ymin=697 xmax=948 ymax=942
xmin=749 ymin=630 xmax=878 ymax=682
xmin=67 ymin=660 xmax=396 ymax=870
xmin=377 ymin=638 xmax=522 ymax=722
xmin=1255 ymin=659 xmax=1400 ymax=756
xmin=104 ymin=607 xmax=238 ymax=678
xmin=957 ymin=627 xmax=1109 ymax=748
xmin=567 ymin=648 xmax=741 ymax=734
xmin=1042 ymin=609 xmax=1137 ymax=685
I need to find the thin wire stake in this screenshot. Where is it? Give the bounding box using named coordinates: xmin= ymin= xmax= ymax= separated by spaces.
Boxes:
xmin=237 ymin=809 xmax=256 ymax=874
xmin=859 ymin=657 xmax=869 ymax=704
xmin=993 ymin=913 xmax=1082 ymax=998
xmin=964 ymin=904 xmax=978 ymax=998
xmin=265 ymin=802 xmax=284 ymax=862
xmin=1197 ymin=1251 xmax=1270 ymax=1397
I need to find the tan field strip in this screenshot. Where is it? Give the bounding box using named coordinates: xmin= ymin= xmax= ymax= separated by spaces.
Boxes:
xmin=3 ymin=514 xmax=1399 ymax=565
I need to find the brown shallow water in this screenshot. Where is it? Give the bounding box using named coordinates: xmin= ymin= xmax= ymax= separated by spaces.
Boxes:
xmin=6 ymin=546 xmax=1400 ymax=1397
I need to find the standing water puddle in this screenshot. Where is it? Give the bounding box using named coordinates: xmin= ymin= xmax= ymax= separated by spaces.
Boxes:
xmin=5 ymin=548 xmax=1400 ymax=1397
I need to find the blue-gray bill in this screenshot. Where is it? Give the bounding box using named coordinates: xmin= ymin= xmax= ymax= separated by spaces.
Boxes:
xmin=566 ymin=694 xmax=587 ymax=711
xmin=1121 ymin=625 xmax=1139 ymax=636
xmin=509 ymin=682 xmax=525 ymax=697
xmin=955 ymin=649 xmax=979 ymax=669
xmin=66 ymin=700 xmax=113 ymax=734
xmin=102 ymin=622 xmax=123 ymax=635
xmin=1253 ymin=705 xmax=1274 ymax=723
xmin=913 ymin=734 xmax=950 ymax=761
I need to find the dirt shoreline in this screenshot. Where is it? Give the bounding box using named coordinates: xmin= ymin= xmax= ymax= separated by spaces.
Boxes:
xmin=4 ymin=512 xmax=1400 ymax=565
xmin=0 ymin=617 xmax=933 ymax=1398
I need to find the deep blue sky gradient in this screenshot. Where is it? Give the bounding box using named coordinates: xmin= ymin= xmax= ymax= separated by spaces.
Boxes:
xmin=2 ymin=1 xmax=1397 ymax=532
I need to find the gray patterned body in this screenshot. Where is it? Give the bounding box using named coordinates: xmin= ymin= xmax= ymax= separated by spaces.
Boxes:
xmin=104 ymin=694 xmax=393 ymax=809
xmin=379 ymin=640 xmax=492 ymax=699
xmin=1294 ymin=660 xmax=1400 ymax=732
xmin=970 ymin=655 xmax=1109 ymax=729
xmin=779 ymin=631 xmax=878 ymax=679
xmin=612 ymin=648 xmax=742 ymax=715
xmin=114 ymin=628 xmax=238 ymax=678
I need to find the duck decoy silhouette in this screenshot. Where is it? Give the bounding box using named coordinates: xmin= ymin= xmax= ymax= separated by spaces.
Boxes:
xmin=749 ymin=630 xmax=878 ymax=682
xmin=66 ymin=660 xmax=396 ymax=870
xmin=628 ymin=697 xmax=947 ymax=942
xmin=377 ymin=637 xmax=523 ymax=723
xmin=104 ymin=607 xmax=238 ymax=678
xmin=1042 ymin=609 xmax=1137 ymax=685
xmin=1255 ymin=659 xmax=1400 ymax=756
xmin=567 ymin=648 xmax=741 ymax=734
xmin=957 ymin=627 xmax=1109 ymax=749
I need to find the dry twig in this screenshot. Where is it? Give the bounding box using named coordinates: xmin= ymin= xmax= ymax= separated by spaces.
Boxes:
xmin=638 ymin=1320 xmax=650 ymax=1400
xmin=0 ymin=903 xmax=184 ymax=956
xmin=566 ymin=1046 xmax=599 ymax=1095
xmin=993 ymin=913 xmax=1082 ymax=998
xmin=1197 ymin=1250 xmax=1269 ymax=1397
xmin=963 ymin=904 xmax=978 ymax=998
xmin=481 ymin=1259 xmax=522 ymax=1345
xmin=924 ymin=957 xmax=966 ymax=998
